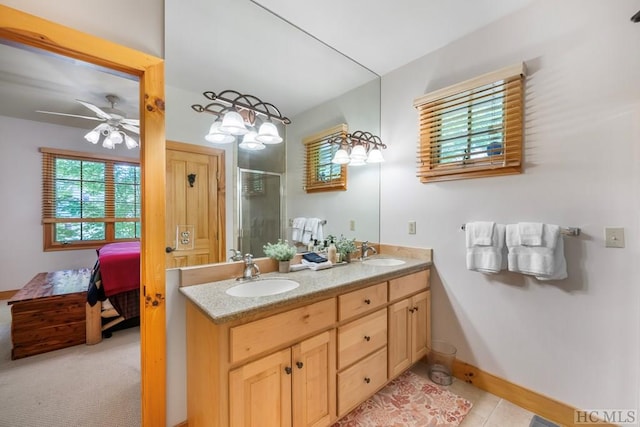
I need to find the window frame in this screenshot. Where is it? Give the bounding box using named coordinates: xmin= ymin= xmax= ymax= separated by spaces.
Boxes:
xmin=303 ymin=123 xmax=348 ymax=193
xmin=41 ymin=147 xmax=141 ymax=251
xmin=414 ymin=63 xmax=525 ymax=183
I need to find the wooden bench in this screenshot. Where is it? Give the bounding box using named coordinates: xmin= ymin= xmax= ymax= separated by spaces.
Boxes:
xmin=8 ymin=269 xmax=90 ymax=359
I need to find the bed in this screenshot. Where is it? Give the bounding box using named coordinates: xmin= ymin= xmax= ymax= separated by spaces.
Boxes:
xmin=86 ymin=241 xmax=140 ymax=342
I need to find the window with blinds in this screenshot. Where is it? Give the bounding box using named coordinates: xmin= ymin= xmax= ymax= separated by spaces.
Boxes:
xmin=41 ymin=148 xmax=140 ymax=250
xmin=413 ymin=63 xmax=525 ymax=183
xmin=303 ymin=123 xmax=348 ymax=193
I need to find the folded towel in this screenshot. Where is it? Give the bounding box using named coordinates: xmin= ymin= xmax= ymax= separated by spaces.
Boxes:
xmin=301 ymin=259 xmax=333 ymax=271
xmin=518 ymin=222 xmax=543 ymax=246
xmin=506 ymin=224 xmax=565 ymax=279
xmin=291 ymin=217 xmax=306 ymax=242
xmin=465 ymin=222 xmax=495 ymax=247
xmin=466 ymin=223 xmax=506 ymax=273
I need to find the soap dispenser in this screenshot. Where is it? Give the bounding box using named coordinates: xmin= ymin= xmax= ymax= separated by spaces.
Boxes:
xmin=327 ymin=238 xmax=338 ymax=264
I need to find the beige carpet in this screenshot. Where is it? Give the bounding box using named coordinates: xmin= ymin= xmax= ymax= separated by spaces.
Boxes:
xmin=332 ymin=370 xmax=472 ymax=427
xmin=0 ymin=300 xmax=140 ymax=427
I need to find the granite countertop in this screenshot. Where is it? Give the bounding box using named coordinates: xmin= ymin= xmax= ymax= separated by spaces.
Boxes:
xmin=180 ymin=255 xmax=431 ymax=324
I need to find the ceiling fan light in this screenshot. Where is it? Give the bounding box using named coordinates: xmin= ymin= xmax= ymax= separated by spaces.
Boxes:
xmin=102 ymin=138 xmax=115 ymax=149
xmin=255 ymin=122 xmax=282 ymax=144
xmin=332 ymin=149 xmax=350 ymax=164
xmin=124 ymin=134 xmax=139 ymax=149
xmin=220 ymin=111 xmax=249 ymax=136
xmin=108 ymin=130 xmax=123 ymax=145
xmin=84 ymin=129 xmax=100 ymax=144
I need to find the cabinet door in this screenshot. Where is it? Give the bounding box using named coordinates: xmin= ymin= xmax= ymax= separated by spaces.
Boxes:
xmin=410 ymin=290 xmax=430 ymax=363
xmin=230 ymin=348 xmax=292 ymax=427
xmin=388 ymin=298 xmax=411 ymax=378
xmin=292 ymin=330 xmax=336 ymax=427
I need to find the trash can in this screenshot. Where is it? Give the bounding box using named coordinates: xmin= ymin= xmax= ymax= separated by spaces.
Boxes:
xmin=427 ymin=340 xmax=456 ymax=386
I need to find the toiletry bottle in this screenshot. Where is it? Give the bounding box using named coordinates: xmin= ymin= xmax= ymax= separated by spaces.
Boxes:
xmin=307 ymin=240 xmax=314 ymax=252
xmin=328 ymin=238 xmax=337 ymax=264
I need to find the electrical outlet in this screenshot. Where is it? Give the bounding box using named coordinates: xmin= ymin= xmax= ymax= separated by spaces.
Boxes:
xmin=605 ymin=227 xmax=625 ymax=248
xmin=408 ymin=221 xmax=416 ymax=235
xmin=350 ymin=220 xmax=355 ymax=231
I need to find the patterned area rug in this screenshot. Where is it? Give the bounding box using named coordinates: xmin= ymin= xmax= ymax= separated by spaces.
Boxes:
xmin=332 ymin=370 xmax=472 ymax=427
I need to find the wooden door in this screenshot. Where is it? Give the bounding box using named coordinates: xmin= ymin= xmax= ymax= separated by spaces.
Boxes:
xmin=166 ymin=142 xmax=225 ymax=267
xmin=292 ymin=330 xmax=336 ymax=427
xmin=229 ymin=349 xmax=292 ymax=427
xmin=388 ymin=298 xmax=411 ymax=378
xmin=411 ymin=290 xmax=430 ymax=363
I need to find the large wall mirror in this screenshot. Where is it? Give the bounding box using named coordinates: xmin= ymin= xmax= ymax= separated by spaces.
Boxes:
xmin=165 ymin=0 xmax=381 ymax=260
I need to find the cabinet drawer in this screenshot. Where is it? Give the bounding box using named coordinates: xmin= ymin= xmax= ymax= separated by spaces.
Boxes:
xmin=230 ymin=298 xmax=336 ymax=364
xmin=337 ymin=346 xmax=387 ymax=416
xmin=338 ymin=282 xmax=387 ymax=321
xmin=389 ymin=269 xmax=429 ymax=301
xmin=337 ymin=308 xmax=387 ymax=370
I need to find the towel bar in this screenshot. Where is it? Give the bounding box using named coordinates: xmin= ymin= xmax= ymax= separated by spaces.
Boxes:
xmin=460 ymin=224 xmax=580 ymax=236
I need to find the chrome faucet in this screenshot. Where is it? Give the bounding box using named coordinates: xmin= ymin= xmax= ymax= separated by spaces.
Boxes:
xmin=360 ymin=241 xmax=377 ymax=259
xmin=238 ymin=253 xmax=260 ymax=281
xmin=228 ymin=248 xmax=243 ymax=262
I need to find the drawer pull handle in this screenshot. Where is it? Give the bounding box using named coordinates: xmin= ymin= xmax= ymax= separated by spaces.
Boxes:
xmin=285 ymin=367 xmax=292 ymax=375
xmin=364 ymin=377 xmax=371 ymax=384
xmin=364 ymin=299 xmax=371 ymax=305
xmin=364 ymin=335 xmax=371 ymax=342
xmin=296 ymin=361 xmax=304 ymax=369
xmin=413 ymin=306 xmax=419 ymax=312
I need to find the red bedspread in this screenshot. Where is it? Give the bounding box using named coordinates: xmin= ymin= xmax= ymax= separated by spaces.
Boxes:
xmin=98 ymin=242 xmax=140 ymax=297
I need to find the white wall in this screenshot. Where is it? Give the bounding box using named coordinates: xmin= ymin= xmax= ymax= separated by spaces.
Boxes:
xmin=0 ymin=0 xmax=164 ymax=58
xmin=380 ymin=0 xmax=640 ymax=413
xmin=0 ymin=115 xmax=139 ymax=291
xmin=287 ymin=79 xmax=381 ymax=243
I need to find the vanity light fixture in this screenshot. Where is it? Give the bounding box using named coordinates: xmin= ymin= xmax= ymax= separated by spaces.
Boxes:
xmin=84 ymin=123 xmax=138 ymax=149
xmin=329 ymin=130 xmax=387 ymax=166
xmin=191 ymin=90 xmax=291 ymax=151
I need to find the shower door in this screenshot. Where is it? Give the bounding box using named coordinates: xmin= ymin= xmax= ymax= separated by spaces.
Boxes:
xmin=238 ymin=168 xmax=283 ymax=258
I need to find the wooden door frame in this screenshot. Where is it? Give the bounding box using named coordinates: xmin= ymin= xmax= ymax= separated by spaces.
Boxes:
xmin=166 ymin=140 xmax=227 ymax=264
xmin=0 ymin=6 xmax=167 ymax=426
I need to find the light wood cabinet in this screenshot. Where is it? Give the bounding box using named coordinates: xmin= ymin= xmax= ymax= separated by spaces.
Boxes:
xmin=230 ymin=330 xmax=336 ymax=427
xmin=388 ymin=290 xmax=431 ymax=378
xmin=185 ymin=267 xmax=430 ymax=427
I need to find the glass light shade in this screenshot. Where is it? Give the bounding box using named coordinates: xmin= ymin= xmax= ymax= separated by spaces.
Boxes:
xmin=350 ymin=144 xmax=367 ymax=161
xmin=332 ymin=149 xmax=350 ymax=164
xmin=205 ymin=121 xmax=235 ymax=144
xmin=84 ymin=128 xmax=100 ymax=144
xmin=367 ymin=148 xmax=385 ymax=163
xmin=349 ymin=158 xmax=366 ymax=166
xmin=255 ymin=122 xmax=283 ymax=144
xmin=102 ymin=137 xmax=115 ymax=149
xmin=124 ymin=134 xmax=139 ymax=149
xmin=220 ymin=111 xmax=249 ymax=135
xmin=107 ymin=130 xmax=123 ymax=145
xmin=238 ymin=131 xmax=265 ymax=151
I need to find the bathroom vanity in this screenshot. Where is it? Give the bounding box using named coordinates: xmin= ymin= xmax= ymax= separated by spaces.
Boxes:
xmin=180 ymin=254 xmax=431 ymax=427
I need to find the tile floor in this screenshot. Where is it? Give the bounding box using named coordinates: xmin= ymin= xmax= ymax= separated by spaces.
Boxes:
xmin=410 ymin=362 xmax=537 ymax=427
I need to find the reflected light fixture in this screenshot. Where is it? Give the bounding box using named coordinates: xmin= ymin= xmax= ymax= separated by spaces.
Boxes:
xmin=84 ymin=123 xmax=138 ymax=149
xmin=329 ymin=131 xmax=387 ymax=166
xmin=192 ymin=90 xmax=290 ymax=150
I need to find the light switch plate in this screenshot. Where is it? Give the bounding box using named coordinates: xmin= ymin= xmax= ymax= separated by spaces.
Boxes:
xmin=349 ymin=220 xmax=355 ymax=231
xmin=408 ymin=221 xmax=416 ymax=235
xmin=605 ymin=227 xmax=625 ymax=248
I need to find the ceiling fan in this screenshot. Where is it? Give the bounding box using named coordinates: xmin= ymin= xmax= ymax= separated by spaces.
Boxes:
xmin=37 ymin=94 xmax=139 ymax=149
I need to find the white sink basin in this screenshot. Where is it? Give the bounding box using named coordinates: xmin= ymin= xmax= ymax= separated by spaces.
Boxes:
xmin=225 ymin=278 xmax=300 ymax=297
xmin=363 ymin=258 xmax=406 ymax=267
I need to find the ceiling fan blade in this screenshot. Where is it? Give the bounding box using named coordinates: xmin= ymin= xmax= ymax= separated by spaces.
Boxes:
xmin=36 ymin=110 xmax=106 ymax=121
xmin=121 ymin=118 xmax=140 ymax=125
xmin=76 ymin=100 xmax=112 ymax=120
xmin=121 ymin=124 xmax=140 ymax=134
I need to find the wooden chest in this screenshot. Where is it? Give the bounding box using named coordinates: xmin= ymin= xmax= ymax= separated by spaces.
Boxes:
xmin=8 ymin=269 xmax=90 ymax=359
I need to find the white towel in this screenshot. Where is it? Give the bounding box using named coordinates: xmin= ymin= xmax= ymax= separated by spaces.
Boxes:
xmin=301 ymin=259 xmax=333 ymax=271
xmin=506 ymin=224 xmax=566 ymax=279
xmin=465 ymin=222 xmax=496 ymax=247
xmin=518 ymin=222 xmax=543 ymax=246
xmin=465 ymin=222 xmax=506 ymax=274
xmin=291 ymin=217 xmax=306 ymax=242
xmin=302 ymin=218 xmax=324 ymax=244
